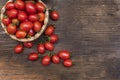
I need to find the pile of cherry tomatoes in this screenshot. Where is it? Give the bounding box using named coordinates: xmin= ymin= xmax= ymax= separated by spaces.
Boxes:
xmin=2 ymin=0 xmax=73 ymax=67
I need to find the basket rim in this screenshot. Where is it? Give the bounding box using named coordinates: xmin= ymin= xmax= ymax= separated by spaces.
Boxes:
xmin=1 ymin=0 xmax=49 ymax=42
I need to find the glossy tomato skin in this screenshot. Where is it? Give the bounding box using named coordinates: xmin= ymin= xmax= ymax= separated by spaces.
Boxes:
xmin=2 ymin=16 xmax=11 ymax=26
xmin=58 ymin=50 xmax=70 ymax=60
xmin=15 ymin=0 xmax=25 ymax=10
xmin=14 ymin=44 xmax=23 ymax=54
xmin=8 ymin=9 xmax=18 ymax=18
xmin=26 ymin=2 xmax=37 ymax=14
xmin=33 ymin=21 xmax=42 ymax=32
xmin=38 ymin=12 xmax=45 ymax=22
xmin=15 ymin=30 xmax=27 ymax=39
xmin=50 ymin=10 xmax=59 ymax=21
xmin=20 ymin=21 xmax=33 ymax=32
xmin=52 ymin=55 xmax=60 ymax=64
xmin=49 ymin=34 xmax=58 ymax=43
xmin=45 ymin=25 xmax=55 ymax=36
xmin=24 ymin=42 xmax=33 ymax=48
xmin=41 ymin=55 xmax=51 ymax=66
xmin=37 ymin=43 xmax=45 ymax=54
xmin=45 ymin=42 xmax=54 ymax=51
xmin=28 ymin=29 xmax=35 ymax=36
xmin=36 ymin=2 xmax=45 ymax=12
xmin=63 ymin=59 xmax=73 ymax=67
xmin=6 ymin=2 xmax=15 ymax=10
xmin=28 ymin=14 xmax=38 ymax=22
xmin=18 ymin=11 xmax=27 ymax=21
xmin=28 ymin=52 xmax=38 ymax=61
xmin=7 ymin=23 xmax=17 ymax=34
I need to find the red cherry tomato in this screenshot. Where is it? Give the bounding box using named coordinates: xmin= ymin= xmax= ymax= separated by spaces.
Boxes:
xmin=18 ymin=11 xmax=27 ymax=21
xmin=41 ymin=55 xmax=51 ymax=66
xmin=15 ymin=0 xmax=25 ymax=10
xmin=28 ymin=14 xmax=39 ymax=22
xmin=45 ymin=25 xmax=55 ymax=36
xmin=33 ymin=21 xmax=42 ymax=32
xmin=36 ymin=2 xmax=45 ymax=12
xmin=14 ymin=44 xmax=23 ymax=54
xmin=45 ymin=42 xmax=54 ymax=51
xmin=15 ymin=30 xmax=27 ymax=39
xmin=2 ymin=16 xmax=11 ymax=26
xmin=38 ymin=12 xmax=45 ymax=22
xmin=63 ymin=59 xmax=73 ymax=67
xmin=6 ymin=2 xmax=15 ymax=10
xmin=7 ymin=9 xmax=18 ymax=18
xmin=24 ymin=42 xmax=33 ymax=48
xmin=20 ymin=21 xmax=33 ymax=32
xmin=37 ymin=43 xmax=45 ymax=54
xmin=26 ymin=2 xmax=37 ymax=14
xmin=28 ymin=52 xmax=39 ymax=61
xmin=52 ymin=55 xmax=60 ymax=64
xmin=58 ymin=50 xmax=70 ymax=60
xmin=6 ymin=23 xmax=17 ymax=34
xmin=28 ymin=29 xmax=35 ymax=36
xmin=50 ymin=10 xmax=59 ymax=21
xmin=49 ymin=34 xmax=58 ymax=43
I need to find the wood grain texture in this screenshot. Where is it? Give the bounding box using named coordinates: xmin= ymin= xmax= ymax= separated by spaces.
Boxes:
xmin=0 ymin=0 xmax=120 ymax=80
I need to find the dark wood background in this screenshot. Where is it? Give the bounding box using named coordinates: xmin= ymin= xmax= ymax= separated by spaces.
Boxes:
xmin=0 ymin=0 xmax=120 ymax=80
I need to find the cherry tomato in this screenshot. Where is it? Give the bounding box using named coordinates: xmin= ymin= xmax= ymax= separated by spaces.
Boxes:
xmin=45 ymin=25 xmax=55 ymax=36
xmin=12 ymin=18 xmax=19 ymax=25
xmin=15 ymin=30 xmax=27 ymax=39
xmin=2 ymin=16 xmax=11 ymax=26
xmin=63 ymin=59 xmax=73 ymax=67
xmin=41 ymin=55 xmax=51 ymax=66
xmin=28 ymin=29 xmax=35 ymax=36
xmin=45 ymin=42 xmax=54 ymax=51
xmin=58 ymin=50 xmax=70 ymax=60
xmin=15 ymin=0 xmax=25 ymax=10
xmin=50 ymin=10 xmax=59 ymax=21
xmin=20 ymin=21 xmax=33 ymax=32
xmin=6 ymin=23 xmax=17 ymax=34
xmin=49 ymin=34 xmax=58 ymax=43
xmin=28 ymin=52 xmax=38 ymax=61
xmin=14 ymin=44 xmax=23 ymax=54
xmin=26 ymin=2 xmax=37 ymax=14
xmin=6 ymin=2 xmax=15 ymax=10
xmin=52 ymin=54 xmax=60 ymax=64
xmin=38 ymin=12 xmax=45 ymax=22
xmin=24 ymin=42 xmax=33 ymax=48
xmin=18 ymin=11 xmax=27 ymax=21
xmin=7 ymin=9 xmax=18 ymax=18
xmin=33 ymin=21 xmax=42 ymax=32
xmin=28 ymin=14 xmax=38 ymax=22
xmin=36 ymin=2 xmax=45 ymax=12
xmin=37 ymin=43 xmax=45 ymax=54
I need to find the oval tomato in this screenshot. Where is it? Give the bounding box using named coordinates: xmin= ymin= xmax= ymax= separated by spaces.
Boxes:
xmin=38 ymin=12 xmax=45 ymax=22
xmin=20 ymin=21 xmax=33 ymax=32
xmin=2 ymin=16 xmax=11 ymax=26
xmin=15 ymin=0 xmax=25 ymax=10
xmin=14 ymin=44 xmax=23 ymax=54
xmin=7 ymin=9 xmax=18 ymax=18
xmin=28 ymin=14 xmax=38 ymax=22
xmin=45 ymin=25 xmax=55 ymax=36
xmin=33 ymin=21 xmax=42 ymax=32
xmin=15 ymin=30 xmax=27 ymax=39
xmin=58 ymin=50 xmax=70 ymax=60
xmin=26 ymin=2 xmax=37 ymax=14
xmin=6 ymin=2 xmax=15 ymax=10
xmin=28 ymin=29 xmax=35 ymax=36
xmin=7 ymin=23 xmax=17 ymax=34
xmin=28 ymin=52 xmax=39 ymax=61
xmin=24 ymin=42 xmax=33 ymax=48
xmin=45 ymin=42 xmax=54 ymax=51
xmin=50 ymin=10 xmax=59 ymax=21
xmin=49 ymin=34 xmax=58 ymax=43
xmin=18 ymin=11 xmax=27 ymax=21
xmin=37 ymin=43 xmax=45 ymax=54
xmin=41 ymin=55 xmax=51 ymax=66
xmin=63 ymin=59 xmax=73 ymax=67
xmin=36 ymin=2 xmax=45 ymax=12
xmin=52 ymin=55 xmax=60 ymax=64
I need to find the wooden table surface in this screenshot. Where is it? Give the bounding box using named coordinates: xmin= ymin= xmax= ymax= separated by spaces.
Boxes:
xmin=0 ymin=0 xmax=120 ymax=80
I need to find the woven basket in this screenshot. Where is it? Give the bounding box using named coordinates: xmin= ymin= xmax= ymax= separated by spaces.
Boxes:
xmin=1 ymin=0 xmax=49 ymax=42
